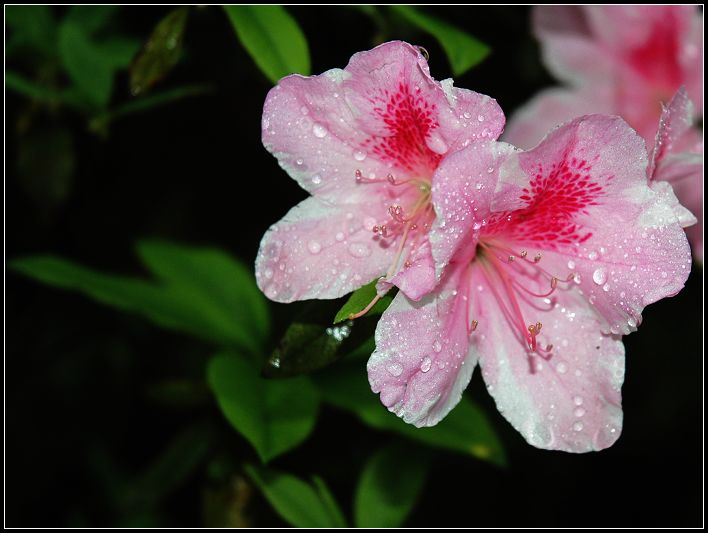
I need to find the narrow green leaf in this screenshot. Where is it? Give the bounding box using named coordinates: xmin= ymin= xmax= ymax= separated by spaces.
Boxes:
xmin=121 ymin=421 xmax=215 ymax=509
xmin=5 ymin=71 xmax=83 ymax=109
xmin=391 ymin=6 xmax=490 ymax=75
xmin=312 ymin=476 xmax=348 ymax=528
xmin=334 ymin=278 xmax=394 ymax=324
xmin=208 ymin=354 xmax=319 ymax=462
xmin=10 ymin=242 xmax=269 ymax=352
xmin=245 ymin=465 xmax=346 ymax=528
xmin=64 ymin=5 xmax=119 ymax=35
xmin=130 ymin=7 xmax=189 ymax=96
xmin=58 ymin=21 xmax=114 ymax=108
xmin=355 ymin=445 xmax=429 ymax=527
xmin=224 ymin=6 xmax=310 ymax=83
xmin=314 ymin=360 xmax=507 ymax=467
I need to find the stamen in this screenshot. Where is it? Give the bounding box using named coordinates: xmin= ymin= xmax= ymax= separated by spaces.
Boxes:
xmin=469 ymin=319 xmax=478 ymax=332
xmin=520 ymin=250 xmax=528 ymax=258
xmin=533 ymin=253 xmax=542 ymax=263
xmin=349 ymin=293 xmax=382 ymax=320
xmin=508 ymin=255 xmax=515 ymax=263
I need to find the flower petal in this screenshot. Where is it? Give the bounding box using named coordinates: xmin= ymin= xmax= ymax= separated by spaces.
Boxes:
xmin=502 ymin=87 xmax=613 ymax=150
xmin=492 ymin=115 xmax=692 ymax=334
xmin=430 ymin=141 xmax=516 ymax=277
xmin=367 ymin=263 xmax=476 ymax=427
xmin=473 ymin=269 xmax=625 ymax=453
xmin=384 ymin=238 xmax=436 ymax=301
xmin=262 ymin=41 xmax=504 ymax=202
xmin=255 ymin=196 xmax=392 ymax=302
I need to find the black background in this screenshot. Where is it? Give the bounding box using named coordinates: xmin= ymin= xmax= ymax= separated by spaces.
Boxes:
xmin=6 ymin=6 xmax=703 ymax=527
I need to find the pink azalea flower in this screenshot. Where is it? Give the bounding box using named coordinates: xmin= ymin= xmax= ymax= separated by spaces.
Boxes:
xmin=503 ymin=5 xmax=703 ymax=259
xmin=368 ymin=115 xmax=692 ymax=452
xmin=256 ymin=41 xmax=504 ymax=305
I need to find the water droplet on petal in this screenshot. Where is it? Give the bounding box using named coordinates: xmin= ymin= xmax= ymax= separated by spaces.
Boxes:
xmin=420 ymin=356 xmax=432 ymax=373
xmin=387 ymin=362 xmax=403 ymax=376
xmin=264 ymin=268 xmax=273 ymax=279
xmin=354 ymin=150 xmax=367 ymax=161
xmin=592 ymin=268 xmax=607 ymax=285
xmin=312 ymin=123 xmax=328 ymax=138
xmin=311 ymin=174 xmax=322 ymax=185
xmin=574 ymin=407 xmax=586 ymax=417
xmin=573 ymin=396 xmax=584 ymax=406
xmin=335 ymin=232 xmax=345 ymax=242
xmin=348 ymin=242 xmax=371 ymax=258
xmin=567 ymin=260 xmax=575 ymax=270
xmin=477 ymin=114 xmax=485 ymax=122
xmin=588 ymin=251 xmax=598 ymax=260
xmin=573 ymin=421 xmax=584 ymax=432
xmin=433 ymin=340 xmax=442 ymax=353
xmin=307 ymin=240 xmax=322 ymax=254
xmin=556 ymin=362 xmax=568 ymax=374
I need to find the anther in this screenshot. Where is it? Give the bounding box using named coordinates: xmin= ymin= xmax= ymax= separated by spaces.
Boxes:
xmin=387 ymin=174 xmax=396 ymax=184
xmin=550 ymin=277 xmax=558 ymax=290
xmin=545 ymin=344 xmax=553 ymax=351
xmin=533 ymin=253 xmax=542 ymax=263
xmin=470 ymin=319 xmax=478 ymax=332
xmin=355 ymin=169 xmax=363 ymax=182
xmin=508 ymin=255 xmax=515 ymax=263
xmin=404 ymin=260 xmax=412 ymax=268
xmin=520 ymin=250 xmax=528 ymax=258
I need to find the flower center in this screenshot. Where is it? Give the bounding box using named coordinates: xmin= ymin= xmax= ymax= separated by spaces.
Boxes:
xmin=473 ymin=240 xmax=576 ymax=363
xmin=348 ymin=169 xmax=434 ymax=319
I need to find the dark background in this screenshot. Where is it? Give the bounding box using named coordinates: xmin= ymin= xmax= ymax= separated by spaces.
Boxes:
xmin=6 ymin=6 xmax=703 ymax=527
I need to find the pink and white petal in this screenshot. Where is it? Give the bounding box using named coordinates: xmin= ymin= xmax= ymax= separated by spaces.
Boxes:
xmin=649 ymin=88 xmax=697 ymax=178
xmin=255 ymin=196 xmax=393 ymax=302
xmin=533 ymin=6 xmax=614 ymax=87
xmin=262 ymin=71 xmax=394 ymax=203
xmin=679 ymin=10 xmax=703 ymax=113
xmin=667 ymin=166 xmax=704 ymax=262
xmin=385 ymin=238 xmax=436 ymax=301
xmin=650 ymin=180 xmax=698 ymax=229
xmin=492 ymin=115 xmax=692 ymax=334
xmin=344 ymin=41 xmax=504 ymax=176
xmin=474 ymin=269 xmax=625 ymax=453
xmin=368 ymin=263 xmax=476 ymax=427
xmin=430 ymin=141 xmax=516 ymax=277
xmin=502 ymin=87 xmax=613 ymax=151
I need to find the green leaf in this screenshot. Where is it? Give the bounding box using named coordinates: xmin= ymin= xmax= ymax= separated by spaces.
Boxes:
xmin=265 ymin=299 xmax=379 ymax=378
xmin=334 ymin=278 xmax=394 ymax=324
xmin=224 ymin=6 xmax=310 ymax=83
xmin=59 ymin=21 xmax=114 ymax=108
xmin=95 ymin=37 xmax=141 ymax=69
xmin=5 ymin=71 xmax=85 ymax=109
xmin=130 ymin=7 xmax=189 ymax=96
xmin=5 ymin=5 xmax=56 ymax=58
xmin=391 ymin=6 xmax=490 ymax=75
xmin=136 ymin=240 xmax=269 ymax=352
xmin=354 ymin=445 xmax=429 ymax=527
xmin=244 ymin=465 xmax=347 ymax=527
xmin=64 ymin=5 xmax=119 ymax=35
xmin=314 ymin=360 xmax=506 ymax=467
xmin=208 ymin=354 xmax=319 ymax=462
xmin=9 ymin=242 xmax=269 ymax=353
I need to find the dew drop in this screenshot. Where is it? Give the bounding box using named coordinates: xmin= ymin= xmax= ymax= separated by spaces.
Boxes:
xmin=335 ymin=232 xmax=345 ymax=242
xmin=567 ymin=260 xmax=576 ymax=270
xmin=312 ymin=123 xmax=328 ymax=138
xmin=311 ymin=174 xmax=322 ymax=185
xmin=573 ymin=396 xmax=584 ymax=406
xmin=556 ymin=362 xmax=568 ymax=374
xmin=573 ymin=421 xmax=584 ymax=432
xmin=307 ymin=240 xmax=322 ymax=254
xmin=588 ymin=251 xmax=599 ymax=260
xmin=433 ymin=340 xmax=442 ymax=353
xmin=348 ymin=242 xmax=371 ymax=258
xmin=477 ymin=114 xmax=485 ymax=122
xmin=592 ymin=268 xmax=607 ymax=285
xmin=574 ymin=407 xmax=586 ymax=418
xmin=463 ymin=112 xmax=472 ymax=119
xmin=420 ymin=356 xmax=432 ymax=373
xmin=602 ymin=283 xmax=610 ymax=292
xmin=264 ymin=268 xmax=274 ymax=280
xmin=628 ymin=317 xmax=637 ymax=328
xmin=387 ymin=362 xmax=403 ymax=376
xmin=354 ymin=150 xmax=367 ymax=161
xmin=296 ymin=158 xmax=304 ymax=165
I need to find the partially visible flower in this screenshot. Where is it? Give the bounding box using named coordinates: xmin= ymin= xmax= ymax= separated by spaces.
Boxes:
xmin=649 ymin=88 xmax=703 ymax=259
xmin=503 ymin=6 xmax=703 ymax=259
xmin=256 ymin=41 xmax=504 ymax=305
xmin=368 ymin=115 xmax=692 ymax=452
